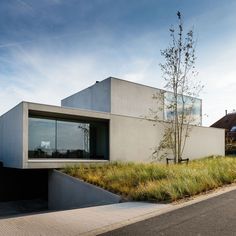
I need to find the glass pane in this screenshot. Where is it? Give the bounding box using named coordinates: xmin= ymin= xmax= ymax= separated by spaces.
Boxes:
xmin=28 ymin=116 xmax=109 ymax=160
xmin=28 ymin=117 xmax=56 ymax=158
xmin=57 ymin=120 xmax=90 ymax=159
xmin=89 ymin=122 xmax=109 ymax=160
xmin=164 ymin=92 xmax=202 ymax=125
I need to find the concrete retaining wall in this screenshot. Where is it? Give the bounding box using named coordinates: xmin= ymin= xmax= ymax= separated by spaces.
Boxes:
xmin=48 ymin=170 xmax=122 ymax=210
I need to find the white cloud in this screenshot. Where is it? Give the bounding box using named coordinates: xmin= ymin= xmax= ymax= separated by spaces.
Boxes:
xmin=0 ymin=42 xmax=163 ymax=116
xmin=0 ymin=46 xmax=105 ymax=115
xmin=1 ymin=11 xmax=236 ymax=131
xmin=198 ymin=35 xmax=236 ymax=126
xmin=0 ymin=25 xmax=166 ymax=115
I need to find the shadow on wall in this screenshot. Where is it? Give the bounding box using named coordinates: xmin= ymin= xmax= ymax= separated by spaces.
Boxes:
xmin=48 ymin=170 xmax=122 ymax=210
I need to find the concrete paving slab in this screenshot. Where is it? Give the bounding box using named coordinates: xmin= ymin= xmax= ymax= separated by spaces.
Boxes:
xmin=0 ymin=202 xmax=170 ymax=236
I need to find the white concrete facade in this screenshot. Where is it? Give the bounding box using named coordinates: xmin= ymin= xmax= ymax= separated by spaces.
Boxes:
xmin=62 ymin=77 xmax=202 ymax=124
xmin=110 ymin=114 xmax=224 ymax=162
xmin=0 ymin=78 xmax=224 ymax=169
xmin=62 ymin=77 xmax=165 ymax=120
xmin=62 ymin=78 xmax=111 ymax=113
xmin=0 ymin=102 xmax=110 ymax=169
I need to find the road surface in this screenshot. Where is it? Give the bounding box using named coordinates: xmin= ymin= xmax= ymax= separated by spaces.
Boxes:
xmin=100 ymin=189 xmax=236 ymax=236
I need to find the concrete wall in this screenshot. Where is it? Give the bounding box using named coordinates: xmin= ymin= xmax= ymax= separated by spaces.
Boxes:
xmin=61 ymin=77 xmax=202 ymax=123
xmin=184 ymin=125 xmax=225 ymax=159
xmin=25 ymin=102 xmax=110 ymax=169
xmin=109 ymin=114 xmax=225 ymax=162
xmin=0 ymin=100 xmax=225 ymax=169
xmin=111 ymin=78 xmax=164 ymax=119
xmin=61 ymin=77 xmax=164 ymax=120
xmin=0 ymin=102 xmax=26 ymax=168
xmin=48 ymin=170 xmax=121 ymax=210
xmin=61 ymin=78 xmax=111 ymax=113
xmin=0 ymin=101 xmax=111 ymax=169
xmin=110 ymin=115 xmax=161 ymax=162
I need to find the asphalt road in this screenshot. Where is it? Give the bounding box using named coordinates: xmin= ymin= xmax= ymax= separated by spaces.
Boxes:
xmin=100 ymin=189 xmax=236 ymax=236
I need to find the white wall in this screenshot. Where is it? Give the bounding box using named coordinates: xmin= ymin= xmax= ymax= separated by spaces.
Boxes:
xmin=184 ymin=126 xmax=225 ymax=159
xmin=110 ymin=115 xmax=161 ymax=162
xmin=111 ymin=78 xmax=164 ymax=120
xmin=0 ymin=102 xmax=25 ymax=168
xmin=61 ymin=77 xmax=165 ymax=119
xmin=0 ymin=102 xmax=111 ymax=169
xmin=25 ymin=102 xmax=110 ymax=169
xmin=61 ymin=78 xmax=111 ymax=113
xmin=110 ymin=114 xmax=225 ymax=162
xmin=0 ymin=100 xmax=225 ymax=169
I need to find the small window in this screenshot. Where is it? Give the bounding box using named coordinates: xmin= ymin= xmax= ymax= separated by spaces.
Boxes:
xmin=230 ymin=126 xmax=236 ymax=132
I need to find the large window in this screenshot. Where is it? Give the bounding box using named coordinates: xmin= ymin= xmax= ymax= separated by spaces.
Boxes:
xmin=28 ymin=116 xmax=109 ymax=160
xmin=164 ymin=92 xmax=202 ymax=126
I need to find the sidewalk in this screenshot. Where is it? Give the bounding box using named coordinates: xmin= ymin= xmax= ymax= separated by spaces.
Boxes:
xmin=0 ymin=202 xmax=170 ymax=236
xmin=1 ymin=184 xmax=236 ymax=236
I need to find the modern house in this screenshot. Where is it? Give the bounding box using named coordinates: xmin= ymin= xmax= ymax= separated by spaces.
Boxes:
xmin=0 ymin=77 xmax=225 ymax=169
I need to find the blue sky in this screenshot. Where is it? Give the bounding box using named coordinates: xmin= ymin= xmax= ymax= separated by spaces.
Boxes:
xmin=0 ymin=0 xmax=236 ymax=125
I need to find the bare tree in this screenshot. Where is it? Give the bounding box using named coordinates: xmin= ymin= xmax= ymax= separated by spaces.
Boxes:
xmin=153 ymin=11 xmax=203 ymax=163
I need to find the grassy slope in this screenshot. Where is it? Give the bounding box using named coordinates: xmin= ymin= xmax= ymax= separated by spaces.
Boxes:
xmin=63 ymin=157 xmax=236 ymax=202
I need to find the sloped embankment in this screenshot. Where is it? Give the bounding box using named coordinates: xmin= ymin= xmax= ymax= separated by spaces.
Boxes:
xmin=48 ymin=170 xmax=122 ymax=210
xmin=63 ymin=157 xmax=236 ymax=202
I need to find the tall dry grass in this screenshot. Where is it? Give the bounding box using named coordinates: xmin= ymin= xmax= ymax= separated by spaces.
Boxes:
xmin=63 ymin=157 xmax=236 ymax=202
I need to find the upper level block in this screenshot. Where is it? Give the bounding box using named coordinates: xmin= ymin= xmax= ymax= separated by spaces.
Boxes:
xmin=61 ymin=77 xmax=202 ymax=125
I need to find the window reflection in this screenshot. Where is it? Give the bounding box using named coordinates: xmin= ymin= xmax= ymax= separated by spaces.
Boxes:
xmin=164 ymin=92 xmax=202 ymax=125
xmin=29 ymin=118 xmax=56 ymax=158
xmin=57 ymin=121 xmax=90 ymax=159
xmin=28 ymin=117 xmax=108 ymax=160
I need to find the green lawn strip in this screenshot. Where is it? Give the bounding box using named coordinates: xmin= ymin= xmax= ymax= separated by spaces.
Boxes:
xmin=62 ymin=157 xmax=236 ymax=202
